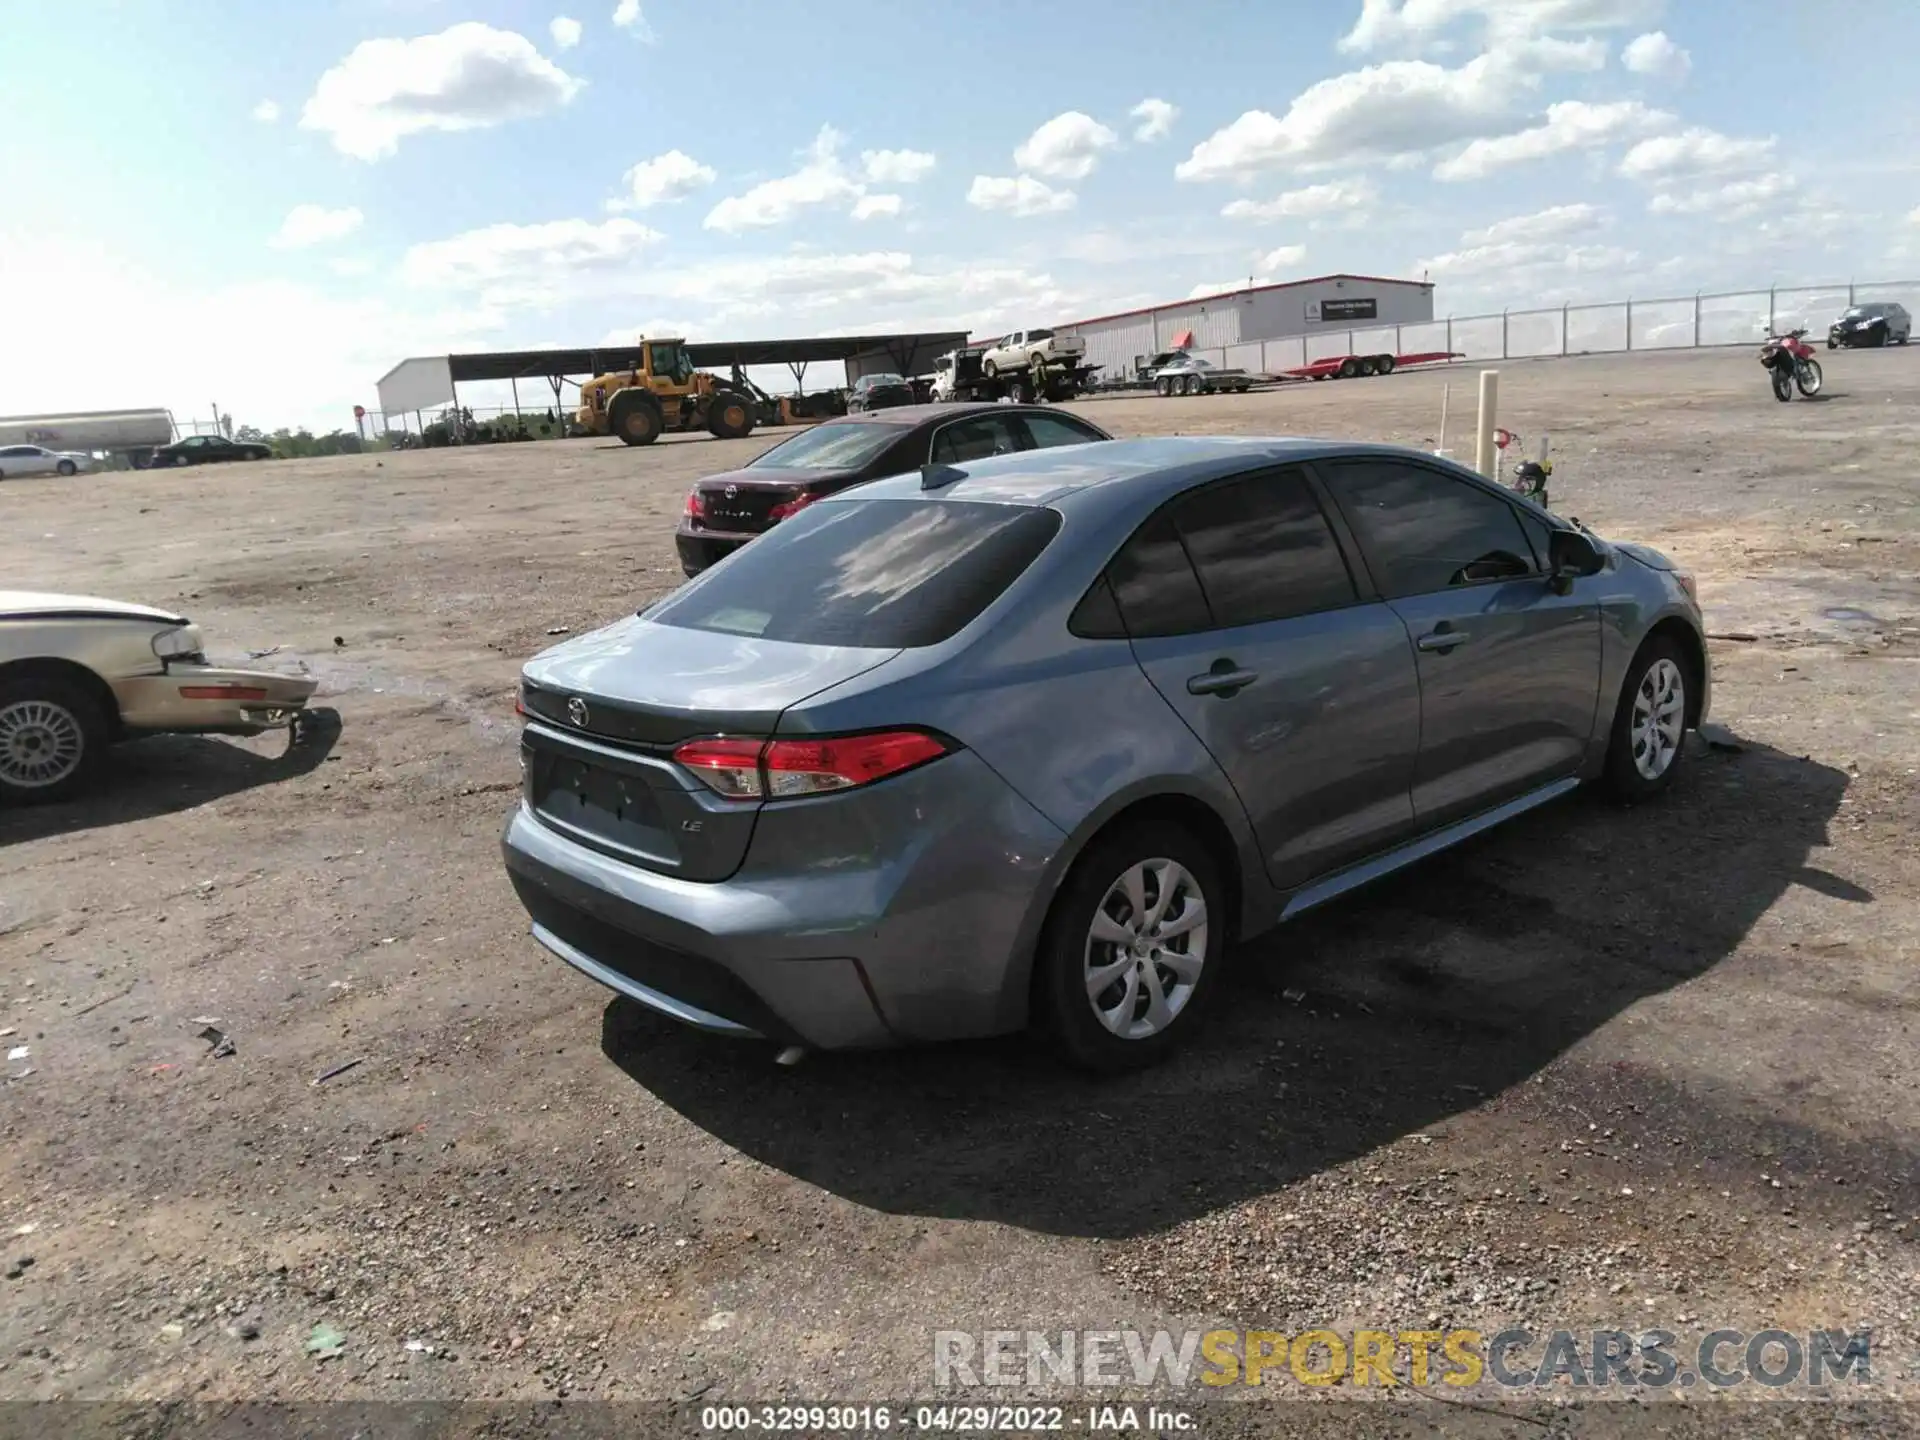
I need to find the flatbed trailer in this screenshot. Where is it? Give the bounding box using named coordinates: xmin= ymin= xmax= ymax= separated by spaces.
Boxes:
xmin=1283 ymin=349 xmax=1463 ymax=381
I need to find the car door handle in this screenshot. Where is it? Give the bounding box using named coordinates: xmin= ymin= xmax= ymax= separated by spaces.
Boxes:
xmin=1187 ymin=666 xmax=1259 ymax=696
xmin=1416 ymin=627 xmax=1471 ymax=652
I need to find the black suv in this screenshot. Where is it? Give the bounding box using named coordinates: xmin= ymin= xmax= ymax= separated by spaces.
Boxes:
xmin=1828 ymin=302 xmax=1911 ymax=349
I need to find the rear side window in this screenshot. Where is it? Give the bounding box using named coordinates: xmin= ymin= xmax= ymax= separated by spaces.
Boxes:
xmin=1169 ymin=469 xmax=1357 ymax=627
xmin=1107 ymin=512 xmax=1212 ymax=638
xmin=647 ymin=499 xmax=1060 ymax=648
xmin=1322 ymin=459 xmax=1536 ymax=598
xmin=930 ymin=416 xmax=1021 ymax=464
xmin=746 ymin=422 xmax=898 ymax=471
xmin=1019 ymin=413 xmax=1106 ymax=451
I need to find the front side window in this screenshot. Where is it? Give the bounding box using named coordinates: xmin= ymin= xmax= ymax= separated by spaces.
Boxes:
xmin=1169 ymin=469 xmax=1357 ymax=627
xmin=1322 ymin=459 xmax=1536 ymax=598
xmin=647 ymin=499 xmax=1061 ymax=648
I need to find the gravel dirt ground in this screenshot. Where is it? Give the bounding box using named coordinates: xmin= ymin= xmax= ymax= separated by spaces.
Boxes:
xmin=3 ymin=348 xmax=1919 ymax=1429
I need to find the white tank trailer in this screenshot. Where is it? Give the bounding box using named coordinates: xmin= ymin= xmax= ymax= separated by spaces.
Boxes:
xmin=0 ymin=408 xmax=176 ymax=466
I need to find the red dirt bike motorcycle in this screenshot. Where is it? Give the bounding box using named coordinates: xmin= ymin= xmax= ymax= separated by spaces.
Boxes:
xmin=1760 ymin=328 xmax=1824 ymax=402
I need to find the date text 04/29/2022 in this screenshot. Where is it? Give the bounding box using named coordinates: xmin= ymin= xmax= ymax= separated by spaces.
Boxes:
xmin=698 ymin=1405 xmax=1194 ymax=1432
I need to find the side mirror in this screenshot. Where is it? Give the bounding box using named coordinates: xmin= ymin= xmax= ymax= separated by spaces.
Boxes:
xmin=1548 ymin=529 xmax=1604 ymax=585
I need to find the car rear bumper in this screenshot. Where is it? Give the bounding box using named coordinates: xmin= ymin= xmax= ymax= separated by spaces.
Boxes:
xmin=500 ymin=747 xmax=1067 ymax=1050
xmin=113 ymin=664 xmax=318 ymax=734
xmin=672 ymin=525 xmax=757 ymax=574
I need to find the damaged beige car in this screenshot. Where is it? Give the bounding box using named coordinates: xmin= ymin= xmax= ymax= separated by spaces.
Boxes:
xmin=0 ymin=592 xmax=318 ymax=804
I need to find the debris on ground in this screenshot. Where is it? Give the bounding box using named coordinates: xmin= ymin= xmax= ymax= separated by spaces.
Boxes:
xmin=247 ymin=645 xmax=283 ymax=660
xmin=312 ymin=1057 xmax=364 ymax=1085
xmin=546 ymin=625 xmax=570 ymax=635
xmin=405 ymin=1338 xmax=435 ymax=1354
xmin=1706 ymin=631 xmax=1759 ymax=642
xmin=1282 ymin=987 xmax=1307 ymax=1004
xmin=196 ymin=1024 xmax=235 ymax=1059
xmin=305 ymin=1322 xmax=346 ymax=1360
xmin=6 ymin=1046 xmax=27 ymax=1062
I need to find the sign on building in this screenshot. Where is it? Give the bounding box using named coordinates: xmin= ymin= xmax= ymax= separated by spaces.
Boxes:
xmin=1308 ymin=298 xmax=1378 ymax=323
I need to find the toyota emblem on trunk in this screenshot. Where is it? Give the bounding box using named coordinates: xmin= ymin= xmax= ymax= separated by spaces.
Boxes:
xmin=566 ymin=697 xmax=589 ymax=728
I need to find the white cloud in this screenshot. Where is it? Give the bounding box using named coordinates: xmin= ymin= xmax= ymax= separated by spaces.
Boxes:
xmin=1259 ymin=243 xmax=1308 ymax=272
xmin=1621 ymin=30 xmax=1690 ymax=82
xmin=1014 ymin=111 xmax=1120 ymax=180
xmin=1434 ymin=98 xmax=1671 ymax=180
xmin=1909 ymin=205 xmax=1920 ymax=226
xmin=1339 ymin=0 xmax=1659 ymax=54
xmin=851 ymin=193 xmax=903 ymax=220
xmin=1647 ymin=172 xmax=1795 ymax=219
xmin=607 ymin=149 xmax=716 ymax=209
xmin=1174 ymin=45 xmax=1600 ymax=182
xmin=270 ymin=204 xmax=366 ymax=249
xmin=550 ymin=16 xmax=582 ymax=49
xmin=1188 ymin=281 xmax=1249 ymax=300
xmin=401 ymin=216 xmax=662 ymax=307
xmin=703 ymin=125 xmax=869 ymax=231
xmin=1417 ymin=238 xmax=1638 ymax=282
xmin=1131 ymin=98 xmax=1179 ymax=142
xmin=300 ymin=23 xmax=584 ymax=161
xmin=1460 ymin=202 xmax=1604 ymax=245
xmin=1619 ymin=126 xmax=1776 ymax=182
xmin=860 ymin=148 xmax=937 ymax=184
xmin=252 ymin=100 xmax=280 ymax=123
xmin=966 ymin=174 xmax=1076 ymax=217
xmin=611 ymin=0 xmax=653 ymax=39
xmin=1221 ymin=177 xmax=1380 ymax=221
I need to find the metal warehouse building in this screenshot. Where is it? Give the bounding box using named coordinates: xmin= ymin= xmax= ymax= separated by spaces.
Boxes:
xmin=1056 ymin=273 xmax=1436 ymax=382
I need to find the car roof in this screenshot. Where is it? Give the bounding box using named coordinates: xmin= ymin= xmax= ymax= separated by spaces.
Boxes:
xmin=845 ymin=435 xmax=1473 ymax=508
xmin=825 ymin=401 xmax=1068 ymax=428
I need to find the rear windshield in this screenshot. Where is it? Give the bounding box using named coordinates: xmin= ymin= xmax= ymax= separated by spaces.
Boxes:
xmin=646 ymin=499 xmax=1061 ymax=648
xmin=746 ymin=421 xmax=899 ymax=471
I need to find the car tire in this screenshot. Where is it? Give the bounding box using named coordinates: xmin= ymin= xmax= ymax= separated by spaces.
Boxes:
xmin=1033 ymin=820 xmax=1227 ymax=1073
xmin=56 ymin=460 xmax=76 ymax=476
xmin=0 ymin=674 xmax=109 ymax=805
xmin=982 ymin=359 xmax=999 ymax=380
xmin=1375 ymin=354 xmax=1396 ymax=375
xmin=1601 ymin=635 xmax=1691 ymax=804
xmin=1338 ymin=357 xmax=1360 ymax=379
xmin=1155 ymin=377 xmax=1172 ymax=397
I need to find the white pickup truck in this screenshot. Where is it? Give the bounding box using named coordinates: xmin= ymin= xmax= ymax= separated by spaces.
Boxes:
xmin=980 ymin=328 xmax=1085 ymax=380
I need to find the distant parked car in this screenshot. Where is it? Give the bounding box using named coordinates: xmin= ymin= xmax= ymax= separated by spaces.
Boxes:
xmin=1828 ymin=302 xmax=1910 ymax=348
xmin=673 ymin=402 xmax=1111 ymax=575
xmin=0 ymin=591 xmax=317 ymax=803
xmin=1152 ymin=354 xmax=1252 ymax=396
xmin=144 ymin=434 xmax=272 ymax=467
xmin=846 ymin=373 xmax=916 ymax=413
xmin=506 ymin=436 xmax=1708 ymax=1070
xmin=0 ymin=445 xmax=93 ymax=480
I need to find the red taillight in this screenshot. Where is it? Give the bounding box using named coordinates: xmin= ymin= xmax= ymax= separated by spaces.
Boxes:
xmin=767 ymin=492 xmax=814 ymax=521
xmin=672 ymin=730 xmax=949 ymax=799
xmin=684 ymin=488 xmax=708 ymax=521
xmin=179 ymin=684 xmax=268 ymax=701
xmin=672 ymin=737 xmax=768 ymax=798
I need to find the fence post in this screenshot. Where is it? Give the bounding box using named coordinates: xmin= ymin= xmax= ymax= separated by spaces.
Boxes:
xmin=1561 ymin=303 xmax=1568 ymax=356
xmin=1625 ymin=298 xmax=1633 ymax=351
xmin=1395 ymin=324 xmax=1403 ymax=354
xmin=1767 ymin=287 xmax=1775 ymax=335
xmin=1849 ymin=281 xmax=1855 ymax=307
xmin=1446 ymin=316 xmax=1453 ymax=361
xmin=1693 ymin=294 xmax=1700 ymax=349
xmin=1502 ymin=309 xmax=1509 ymax=359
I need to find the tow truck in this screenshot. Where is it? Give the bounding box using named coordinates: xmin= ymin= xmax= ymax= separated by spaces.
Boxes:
xmin=930 ymin=344 xmax=1098 ymax=404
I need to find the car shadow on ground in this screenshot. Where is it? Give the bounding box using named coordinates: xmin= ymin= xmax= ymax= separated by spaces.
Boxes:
xmin=0 ymin=707 xmax=340 ymax=847
xmin=602 ymin=735 xmax=1855 ymax=1239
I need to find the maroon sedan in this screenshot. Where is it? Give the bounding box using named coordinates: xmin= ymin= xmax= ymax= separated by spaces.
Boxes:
xmin=673 ymin=402 xmax=1111 ymax=575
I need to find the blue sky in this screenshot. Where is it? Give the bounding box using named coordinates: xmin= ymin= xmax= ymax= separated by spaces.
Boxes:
xmin=4 ymin=0 xmax=1917 ymax=431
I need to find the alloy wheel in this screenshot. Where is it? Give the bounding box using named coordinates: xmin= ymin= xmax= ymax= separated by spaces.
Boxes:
xmin=1630 ymin=658 xmax=1685 ymax=781
xmin=1083 ymin=858 xmax=1208 ymax=1040
xmin=0 ymin=698 xmax=86 ymax=790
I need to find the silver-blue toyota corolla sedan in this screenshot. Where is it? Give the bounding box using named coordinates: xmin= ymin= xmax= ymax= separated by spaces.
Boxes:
xmin=503 ymin=436 xmax=1707 ymax=1071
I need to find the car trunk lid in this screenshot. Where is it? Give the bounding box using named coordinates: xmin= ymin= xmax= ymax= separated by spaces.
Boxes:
xmin=519 ymin=616 xmax=898 ymax=880
xmin=693 ymin=469 xmax=845 ymax=534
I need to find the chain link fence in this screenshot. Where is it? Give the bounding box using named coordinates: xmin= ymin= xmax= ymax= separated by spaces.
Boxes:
xmin=1204 ymin=281 xmax=1918 ymax=377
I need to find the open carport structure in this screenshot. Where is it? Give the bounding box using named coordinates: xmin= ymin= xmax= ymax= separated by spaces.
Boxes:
xmin=375 ymin=332 xmax=969 ymax=430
